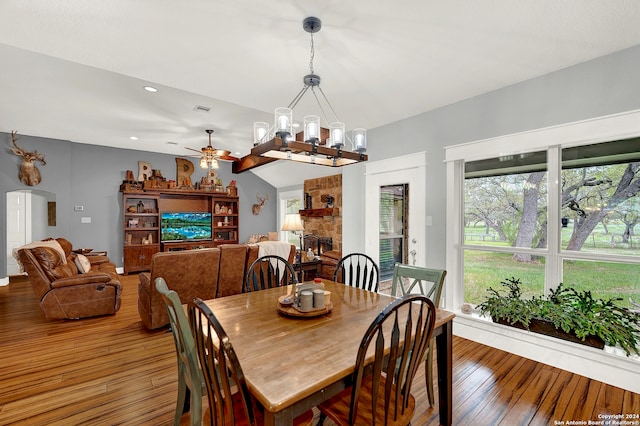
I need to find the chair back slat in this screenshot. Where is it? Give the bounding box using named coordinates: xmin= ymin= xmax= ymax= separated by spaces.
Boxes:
xmin=347 ymin=294 xmax=435 ymax=425
xmin=334 ymin=253 xmax=380 ymax=292
xmin=190 ymin=298 xmax=260 ymax=426
xmin=245 ymin=255 xmax=297 ymax=293
xmin=155 ymin=278 xmax=203 ymax=426
xmin=390 ymin=263 xmax=447 ymax=307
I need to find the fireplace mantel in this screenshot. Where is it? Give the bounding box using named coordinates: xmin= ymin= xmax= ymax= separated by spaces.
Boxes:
xmin=299 ymin=208 xmax=339 ymax=217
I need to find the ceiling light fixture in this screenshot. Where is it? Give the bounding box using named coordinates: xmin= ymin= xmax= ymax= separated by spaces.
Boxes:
xmin=233 ymin=17 xmax=367 ymax=173
xmin=143 ymin=86 xmax=158 ymax=93
xmin=186 ymin=129 xmax=238 ymax=170
xmin=199 ymin=129 xmax=220 ymax=170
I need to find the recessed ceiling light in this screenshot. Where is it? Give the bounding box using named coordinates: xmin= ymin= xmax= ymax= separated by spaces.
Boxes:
xmin=129 ymin=136 xmax=139 ymax=140
xmin=143 ymin=86 xmax=158 ymax=93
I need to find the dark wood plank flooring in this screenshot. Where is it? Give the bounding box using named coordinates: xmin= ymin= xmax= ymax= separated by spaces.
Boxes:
xmin=1 ymin=274 xmax=638 ymax=425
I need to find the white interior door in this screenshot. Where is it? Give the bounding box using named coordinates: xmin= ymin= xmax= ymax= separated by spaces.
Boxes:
xmin=365 ymin=152 xmax=427 ymax=270
xmin=6 ymin=191 xmax=28 ymax=275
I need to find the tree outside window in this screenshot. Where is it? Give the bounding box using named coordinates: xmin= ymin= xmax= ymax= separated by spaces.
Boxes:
xmin=463 ymin=139 xmax=640 ymax=309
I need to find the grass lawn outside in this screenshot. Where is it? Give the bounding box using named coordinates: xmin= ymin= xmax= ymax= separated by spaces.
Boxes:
xmin=463 ymin=225 xmax=640 ymax=309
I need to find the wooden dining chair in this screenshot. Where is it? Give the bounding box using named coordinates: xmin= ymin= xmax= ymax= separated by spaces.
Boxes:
xmin=390 ymin=263 xmax=447 ymax=406
xmin=333 ymin=253 xmax=380 ymax=292
xmin=155 ymin=278 xmax=205 ymax=426
xmin=244 ymin=255 xmax=298 ymax=293
xmin=189 ymin=298 xmax=314 ymax=426
xmin=317 ymin=294 xmax=436 ymax=426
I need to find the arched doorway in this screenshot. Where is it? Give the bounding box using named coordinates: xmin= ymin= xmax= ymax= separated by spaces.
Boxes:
xmin=5 ymin=189 xmax=56 ymax=276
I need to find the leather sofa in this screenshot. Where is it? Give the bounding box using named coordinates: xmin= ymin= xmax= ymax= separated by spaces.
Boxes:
xmin=138 ymin=242 xmax=295 ymax=329
xmin=17 ymin=238 xmax=122 ymax=319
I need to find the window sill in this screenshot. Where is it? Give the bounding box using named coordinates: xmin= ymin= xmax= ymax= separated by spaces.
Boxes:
xmin=452 ymin=310 xmax=640 ymax=393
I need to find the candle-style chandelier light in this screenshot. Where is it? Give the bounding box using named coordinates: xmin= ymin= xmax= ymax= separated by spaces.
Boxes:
xmin=233 ymin=17 xmax=368 ymax=173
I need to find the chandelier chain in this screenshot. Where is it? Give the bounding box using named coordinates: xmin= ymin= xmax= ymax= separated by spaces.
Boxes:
xmin=309 ymin=32 xmax=315 ymax=74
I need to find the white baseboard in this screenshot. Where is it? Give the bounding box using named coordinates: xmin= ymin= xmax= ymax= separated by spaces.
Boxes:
xmin=0 ymin=277 xmax=8 ymax=286
xmin=453 ymin=313 xmax=640 ymax=393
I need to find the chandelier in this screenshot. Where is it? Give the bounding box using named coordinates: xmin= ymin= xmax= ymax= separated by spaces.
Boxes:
xmin=233 ymin=17 xmax=368 ymax=173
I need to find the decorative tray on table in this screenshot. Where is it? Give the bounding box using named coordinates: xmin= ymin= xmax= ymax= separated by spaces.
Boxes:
xmin=277 ymin=283 xmax=333 ymax=318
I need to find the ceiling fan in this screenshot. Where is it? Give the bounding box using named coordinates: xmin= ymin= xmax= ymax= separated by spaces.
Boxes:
xmin=186 ymin=129 xmax=239 ymax=169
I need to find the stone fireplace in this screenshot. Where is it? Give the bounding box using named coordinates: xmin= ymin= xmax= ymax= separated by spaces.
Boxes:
xmin=301 ymin=174 xmax=342 ymax=252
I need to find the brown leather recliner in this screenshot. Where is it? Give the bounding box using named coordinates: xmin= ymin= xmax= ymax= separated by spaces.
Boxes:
xmin=17 ymin=238 xmax=122 ymax=320
xmin=138 ymin=248 xmax=221 ymax=330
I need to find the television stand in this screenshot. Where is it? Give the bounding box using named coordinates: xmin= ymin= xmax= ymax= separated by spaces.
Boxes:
xmin=162 ymin=241 xmax=215 ymax=252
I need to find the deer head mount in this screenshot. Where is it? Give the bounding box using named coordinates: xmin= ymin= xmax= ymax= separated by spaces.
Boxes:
xmin=9 ymin=131 xmax=46 ymax=186
xmin=252 ymin=193 xmax=269 ymax=215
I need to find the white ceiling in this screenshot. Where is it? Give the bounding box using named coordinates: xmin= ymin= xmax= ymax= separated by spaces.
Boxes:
xmin=2 ymin=1 xmax=640 ymax=186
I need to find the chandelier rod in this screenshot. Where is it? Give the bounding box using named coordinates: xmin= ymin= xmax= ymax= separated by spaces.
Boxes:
xmin=315 ymin=85 xmax=341 ymax=125
xmin=287 ymin=85 xmax=310 ymax=110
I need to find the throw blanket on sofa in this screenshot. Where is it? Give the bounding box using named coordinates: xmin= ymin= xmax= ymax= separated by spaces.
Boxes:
xmin=256 ymin=241 xmax=292 ymax=260
xmin=254 ymin=241 xmax=294 ymax=282
xmin=13 ymin=239 xmax=67 ymax=273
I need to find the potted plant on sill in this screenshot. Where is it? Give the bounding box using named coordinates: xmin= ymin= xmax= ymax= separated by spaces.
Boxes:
xmin=477 ymin=277 xmax=640 ymax=356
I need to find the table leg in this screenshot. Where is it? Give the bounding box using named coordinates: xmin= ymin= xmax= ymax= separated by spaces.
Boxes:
xmin=264 ymin=409 xmax=293 ymax=426
xmin=436 ymin=320 xmax=453 ymax=426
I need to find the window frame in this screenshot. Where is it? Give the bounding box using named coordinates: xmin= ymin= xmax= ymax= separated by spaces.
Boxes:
xmin=277 ymin=188 xmax=303 ymax=246
xmin=445 ymin=109 xmax=640 ymax=312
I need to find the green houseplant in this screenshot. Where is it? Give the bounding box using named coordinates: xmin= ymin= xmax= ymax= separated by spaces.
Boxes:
xmin=477 ymin=277 xmax=640 ymax=356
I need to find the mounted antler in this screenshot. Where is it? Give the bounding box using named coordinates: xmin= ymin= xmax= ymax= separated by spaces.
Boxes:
xmin=252 ymin=193 xmax=269 ymax=215
xmin=9 ymin=130 xmax=46 ymax=186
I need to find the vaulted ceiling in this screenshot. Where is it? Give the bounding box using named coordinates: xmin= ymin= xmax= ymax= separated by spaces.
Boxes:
xmin=2 ymin=1 xmax=640 ymax=186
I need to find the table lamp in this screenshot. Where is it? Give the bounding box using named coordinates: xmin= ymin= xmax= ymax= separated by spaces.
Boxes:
xmin=281 ymin=213 xmax=304 ymax=257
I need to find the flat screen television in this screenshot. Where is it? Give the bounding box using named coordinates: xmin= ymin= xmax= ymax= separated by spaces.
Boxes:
xmin=161 ymin=212 xmax=212 ymax=242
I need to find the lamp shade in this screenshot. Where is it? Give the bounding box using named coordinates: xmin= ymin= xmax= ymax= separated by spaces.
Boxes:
xmin=281 ymin=213 xmax=304 ymax=232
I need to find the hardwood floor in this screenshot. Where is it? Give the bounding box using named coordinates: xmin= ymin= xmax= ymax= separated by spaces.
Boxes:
xmin=1 ymin=274 xmax=638 ymax=425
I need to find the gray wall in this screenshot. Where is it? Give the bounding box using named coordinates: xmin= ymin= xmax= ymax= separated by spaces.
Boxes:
xmin=343 ymin=44 xmax=640 ymax=269
xmin=1 ymin=135 xmax=275 ymax=276
xmin=4 ymin=44 xmax=640 ymax=276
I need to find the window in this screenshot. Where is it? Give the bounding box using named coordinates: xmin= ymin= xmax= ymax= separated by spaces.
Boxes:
xmin=463 ymin=151 xmax=548 ymax=303
xmin=379 ymin=184 xmax=408 ymax=280
xmin=460 ymin=139 xmax=640 ymax=309
xmin=279 ymin=189 xmax=303 ymax=247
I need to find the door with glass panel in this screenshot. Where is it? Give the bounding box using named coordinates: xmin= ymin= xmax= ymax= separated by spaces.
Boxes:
xmin=365 ymin=153 xmax=427 ymax=278
xmin=379 ymin=184 xmax=408 ymax=280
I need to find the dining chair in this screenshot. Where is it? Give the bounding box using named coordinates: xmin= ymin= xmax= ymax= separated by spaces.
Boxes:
xmin=390 ymin=263 xmax=447 ymax=406
xmin=189 ymin=298 xmax=314 ymax=426
xmin=317 ymin=294 xmax=436 ymax=426
xmin=244 ymin=255 xmax=298 ymax=293
xmin=155 ymin=278 xmax=205 ymax=426
xmin=333 ymin=253 xmax=380 ymax=292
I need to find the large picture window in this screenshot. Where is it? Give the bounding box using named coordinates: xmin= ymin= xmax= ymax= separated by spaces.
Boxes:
xmin=462 ymin=139 xmax=640 ymax=309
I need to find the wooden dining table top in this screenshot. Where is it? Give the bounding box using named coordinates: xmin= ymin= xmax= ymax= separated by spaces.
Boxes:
xmin=199 ymin=280 xmax=456 ymax=415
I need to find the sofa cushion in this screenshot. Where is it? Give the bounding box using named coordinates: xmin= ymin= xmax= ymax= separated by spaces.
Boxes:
xmin=74 ymin=254 xmax=92 ymax=274
xmin=31 ymin=247 xmax=76 ymax=281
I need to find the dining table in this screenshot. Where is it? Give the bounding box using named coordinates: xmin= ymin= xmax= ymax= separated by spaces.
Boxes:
xmin=198 ymin=280 xmax=455 ymax=426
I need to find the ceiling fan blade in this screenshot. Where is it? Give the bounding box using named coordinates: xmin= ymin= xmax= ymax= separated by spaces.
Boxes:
xmin=185 ymin=147 xmax=202 ymax=154
xmin=218 ymin=155 xmax=240 ymax=162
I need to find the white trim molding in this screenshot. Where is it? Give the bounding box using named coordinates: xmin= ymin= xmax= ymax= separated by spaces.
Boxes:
xmin=445 ymin=109 xmax=640 ymax=163
xmin=445 ymin=109 xmax=640 ymax=393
